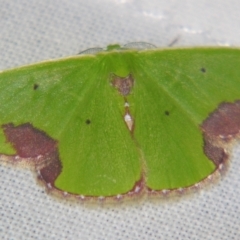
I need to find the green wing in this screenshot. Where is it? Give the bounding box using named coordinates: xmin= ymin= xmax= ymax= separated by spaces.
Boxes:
xmin=133 ymin=48 xmax=240 ymax=190
xmin=0 ymin=47 xmax=240 ymax=198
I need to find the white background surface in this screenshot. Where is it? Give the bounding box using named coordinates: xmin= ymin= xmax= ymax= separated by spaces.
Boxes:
xmin=0 ymin=1 xmax=240 ymax=239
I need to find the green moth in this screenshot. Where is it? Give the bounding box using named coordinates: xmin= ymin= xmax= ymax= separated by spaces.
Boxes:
xmin=0 ymin=43 xmax=240 ymax=201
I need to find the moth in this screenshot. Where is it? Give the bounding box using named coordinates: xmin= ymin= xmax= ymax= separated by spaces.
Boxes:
xmin=0 ymin=43 xmax=240 ymax=202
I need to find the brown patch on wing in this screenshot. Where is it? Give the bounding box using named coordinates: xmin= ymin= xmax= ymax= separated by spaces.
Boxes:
xmin=202 ymin=137 xmax=229 ymax=166
xmin=202 ymin=101 xmax=240 ymax=140
xmin=2 ymin=123 xmax=62 ymax=185
xmin=1 ymin=122 xmax=146 ymax=202
xmin=38 ymin=152 xmax=62 ymax=185
xmin=201 ymin=100 xmax=240 ymax=166
xmin=2 ymin=123 xmax=57 ymax=158
xmin=111 ymin=74 xmax=134 ymax=96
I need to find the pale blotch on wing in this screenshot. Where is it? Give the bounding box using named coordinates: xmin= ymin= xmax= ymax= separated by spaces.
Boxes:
xmin=134 ymin=185 xmax=141 ymax=193
xmin=124 ymin=102 xmax=130 ymax=107
xmin=124 ymin=113 xmax=134 ymax=132
xmin=116 ymin=194 xmax=122 ymax=199
xmin=98 ymin=196 xmax=105 ymax=201
xmin=79 ymin=195 xmax=85 ymax=200
xmin=207 ymin=174 xmax=213 ymax=180
xmin=162 ymin=189 xmax=169 ymax=194
xmin=178 ymin=188 xmax=183 ymax=193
